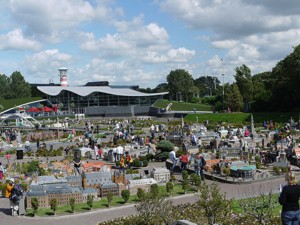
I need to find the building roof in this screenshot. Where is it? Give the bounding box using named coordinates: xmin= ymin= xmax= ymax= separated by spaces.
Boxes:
xmin=37 ymin=86 xmax=168 ymax=97
xmin=101 ymin=183 xmax=118 ymax=188
xmin=230 ymin=161 xmax=256 ymax=171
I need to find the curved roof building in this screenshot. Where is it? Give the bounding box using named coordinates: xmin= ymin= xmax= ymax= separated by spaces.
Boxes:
xmin=37 ymin=82 xmax=168 ymax=117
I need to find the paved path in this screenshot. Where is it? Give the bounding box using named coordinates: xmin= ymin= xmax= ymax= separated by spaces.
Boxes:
xmin=0 ymin=175 xmax=287 ymax=225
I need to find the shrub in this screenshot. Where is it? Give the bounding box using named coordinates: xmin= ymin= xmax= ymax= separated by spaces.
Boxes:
xmin=50 ymin=198 xmax=58 ymax=215
xmin=273 ymin=166 xmax=280 ymax=174
xmin=70 ymin=198 xmax=75 ymax=213
xmin=156 ymin=140 xmax=174 ymax=152
xmin=154 ymin=152 xmax=169 ymax=161
xmin=107 ymin=192 xmax=113 ymax=207
xmin=87 ymin=194 xmax=94 ymax=209
xmin=142 ymin=160 xmax=148 ymax=167
xmin=132 ymin=158 xmax=140 ymax=167
xmin=146 ymin=153 xmax=154 ymax=161
xmin=121 ymin=190 xmax=130 ymax=203
xmin=137 ymin=188 xmax=146 ymax=200
xmin=31 ymin=197 xmax=39 ymax=216
xmin=166 ymin=181 xmax=174 ymax=195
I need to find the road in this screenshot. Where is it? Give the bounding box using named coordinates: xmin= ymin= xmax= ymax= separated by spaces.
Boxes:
xmin=0 ymin=174 xmax=287 ymax=225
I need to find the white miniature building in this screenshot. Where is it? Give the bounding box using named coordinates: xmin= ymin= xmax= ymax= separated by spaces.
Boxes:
xmin=128 ymin=178 xmax=157 ymax=195
xmin=151 ymin=167 xmax=170 ymax=183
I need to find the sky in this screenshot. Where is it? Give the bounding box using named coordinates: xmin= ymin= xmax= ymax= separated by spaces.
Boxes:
xmin=1 ymin=0 xmax=300 ymax=88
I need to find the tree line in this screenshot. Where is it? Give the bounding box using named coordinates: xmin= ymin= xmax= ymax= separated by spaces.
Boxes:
xmin=139 ymin=45 xmax=300 ymax=112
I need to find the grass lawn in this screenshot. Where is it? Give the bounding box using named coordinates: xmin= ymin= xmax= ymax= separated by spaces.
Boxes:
xmin=0 ymin=97 xmax=43 ymax=111
xmin=153 ymin=99 xmax=213 ymax=111
xmin=25 ymin=183 xmax=197 ymax=217
xmin=185 ymin=112 xmax=300 ymax=125
xmin=231 ymin=193 xmax=282 ymax=215
xmin=185 ymin=113 xmax=250 ymax=124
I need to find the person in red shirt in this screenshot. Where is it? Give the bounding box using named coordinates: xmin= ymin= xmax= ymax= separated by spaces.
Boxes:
xmin=97 ymin=145 xmax=102 ymax=159
xmin=180 ymin=152 xmax=189 ymax=172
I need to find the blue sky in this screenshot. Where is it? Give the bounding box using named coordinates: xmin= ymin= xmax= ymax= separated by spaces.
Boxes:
xmin=1 ymin=0 xmax=300 ymax=88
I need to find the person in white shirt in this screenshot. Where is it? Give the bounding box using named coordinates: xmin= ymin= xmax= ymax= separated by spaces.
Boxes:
xmin=25 ymin=140 xmax=31 ymax=152
xmin=169 ymin=148 xmax=178 ymax=173
xmin=117 ymin=145 xmax=124 ymax=161
xmin=94 ymin=144 xmax=99 ymax=160
xmin=113 ymin=147 xmax=117 ymax=162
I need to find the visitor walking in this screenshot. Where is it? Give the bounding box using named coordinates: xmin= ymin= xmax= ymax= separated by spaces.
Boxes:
xmin=194 ymin=153 xmax=206 ymax=180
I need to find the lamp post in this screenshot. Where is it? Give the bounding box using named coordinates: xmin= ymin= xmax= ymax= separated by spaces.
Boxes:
xmin=221 ymin=58 xmax=225 ymax=111
xmin=176 ymin=92 xmax=182 ymax=102
xmin=222 ymin=73 xmax=225 ymax=111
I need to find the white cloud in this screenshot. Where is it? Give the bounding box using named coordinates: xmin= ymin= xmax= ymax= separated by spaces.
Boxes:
xmin=22 ymin=49 xmax=72 ymax=82
xmin=5 ymin=0 xmax=121 ymax=43
xmin=0 ymin=28 xmax=41 ymax=50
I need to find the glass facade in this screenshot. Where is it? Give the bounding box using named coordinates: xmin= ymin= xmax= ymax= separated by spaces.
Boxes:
xmin=47 ymin=91 xmax=164 ymax=111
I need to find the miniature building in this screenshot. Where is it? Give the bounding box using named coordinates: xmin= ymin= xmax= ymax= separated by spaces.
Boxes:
xmin=220 ymin=147 xmax=242 ymax=160
xmin=65 ymin=175 xmax=82 ymax=187
xmin=26 ymin=183 xmax=83 ymax=208
xmin=113 ymin=172 xmax=128 ymax=185
xmin=150 ymin=168 xmax=170 ymax=183
xmin=100 ymin=183 xmax=119 ymax=197
xmin=229 ymin=161 xmax=256 ymax=179
xmin=128 ymin=178 xmax=157 ymax=195
xmin=82 ymin=188 xmax=98 ymax=201
xmin=82 ymin=161 xmax=106 ymax=172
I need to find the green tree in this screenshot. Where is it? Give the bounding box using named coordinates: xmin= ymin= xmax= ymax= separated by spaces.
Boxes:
xmin=196 ymin=182 xmax=232 ymax=225
xmin=50 ymin=198 xmax=58 ymax=215
xmin=270 ymin=45 xmax=300 ymax=111
xmin=225 ymin=83 xmax=243 ymax=112
xmin=135 ymin=192 xmax=174 ymax=224
xmin=190 ymin=173 xmax=201 ymax=192
xmin=234 ymin=64 xmax=253 ymax=111
xmin=166 ymin=181 xmax=174 ymax=195
xmin=156 ymin=140 xmax=174 ymax=152
xmin=9 ymin=71 xmax=31 ymax=99
xmin=239 ymin=185 xmax=278 ymax=225
xmin=70 ymin=198 xmax=75 ymax=213
xmin=87 ymin=194 xmax=94 ymax=209
xmin=182 ymin=179 xmax=189 ymax=194
xmin=150 ymin=184 xmax=160 ymax=199
xmin=27 ymin=161 xmax=40 ymax=174
xmin=167 ymin=69 xmax=195 ymax=101
xmin=194 ymin=76 xmax=220 ymax=97
xmin=152 ymin=83 xmax=169 ymax=93
xmin=181 ymin=170 xmax=188 ymax=180
xmin=31 ymin=197 xmax=39 ymax=216
xmin=137 ymin=188 xmax=146 ymax=200
xmin=121 ymin=190 xmax=130 ymax=203
xmin=107 ymin=192 xmax=113 ymax=207
xmin=0 ymin=74 xmax=11 ymax=99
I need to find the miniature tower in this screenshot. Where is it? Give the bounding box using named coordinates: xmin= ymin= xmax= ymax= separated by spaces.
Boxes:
xmin=58 ymin=67 xmax=68 ymax=86
xmin=81 ymin=171 xmax=86 ymax=189
xmin=250 ymin=114 xmax=256 ymax=136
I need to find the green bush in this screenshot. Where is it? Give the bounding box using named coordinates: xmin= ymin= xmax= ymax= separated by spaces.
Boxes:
xmin=154 ymin=152 xmax=169 ymax=161
xmin=142 ymin=160 xmax=149 ymax=167
xmin=132 ymin=158 xmax=141 ymax=167
xmin=146 ymin=153 xmax=154 ymax=161
xmin=273 ymin=166 xmax=280 ymax=174
xmin=156 ymin=140 xmax=174 ymax=152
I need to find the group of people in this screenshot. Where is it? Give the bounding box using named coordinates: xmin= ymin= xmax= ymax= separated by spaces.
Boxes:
xmin=119 ymin=153 xmax=133 ymax=173
xmin=169 ymin=148 xmax=206 ymax=180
